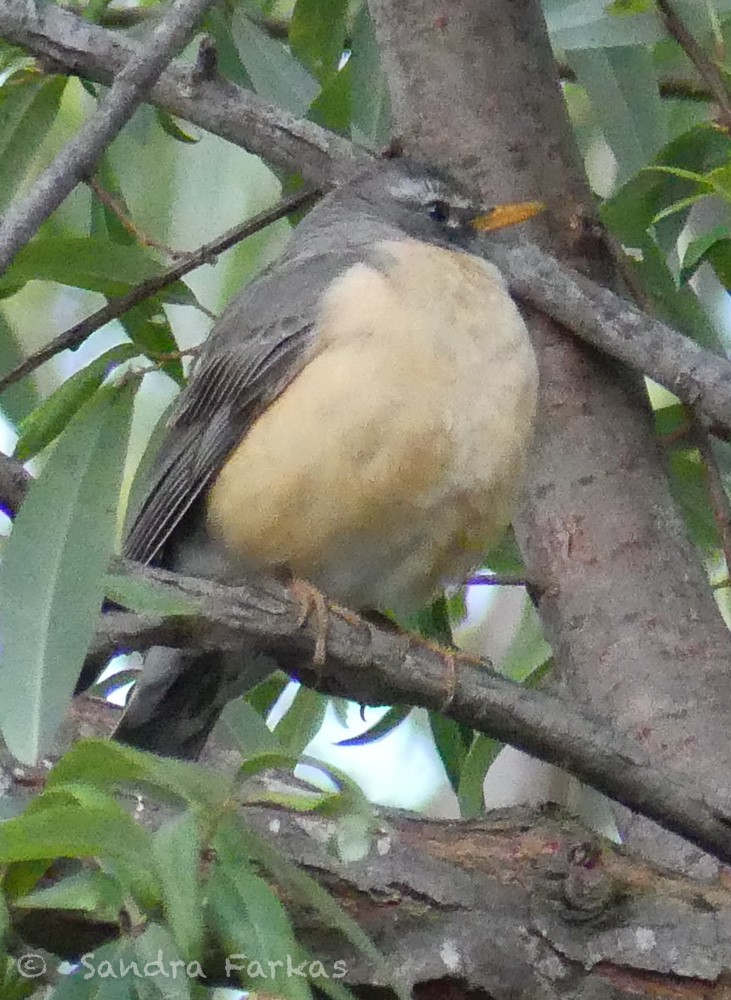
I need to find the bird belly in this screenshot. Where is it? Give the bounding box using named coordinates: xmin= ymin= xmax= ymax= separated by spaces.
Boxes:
xmin=206 ymin=242 xmax=538 ymax=613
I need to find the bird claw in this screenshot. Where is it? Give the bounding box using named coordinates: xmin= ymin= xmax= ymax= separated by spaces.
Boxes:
xmin=291 ymin=578 xmax=330 ymax=665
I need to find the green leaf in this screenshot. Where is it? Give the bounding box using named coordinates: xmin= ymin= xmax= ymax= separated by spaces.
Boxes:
xmin=308 ymin=61 xmax=352 ymax=133
xmin=606 ymin=0 xmax=652 ymax=13
xmin=104 ymin=571 xmax=202 ymax=616
xmin=238 ymin=823 xmax=407 ymax=999
xmin=0 ymin=75 xmax=67 ymax=213
xmin=118 ymin=299 xmax=186 ymax=386
xmin=428 ymin=712 xmax=472 ymax=793
xmin=349 ymin=4 xmax=390 ymax=146
xmin=246 ymin=670 xmax=290 ymax=716
xmin=457 ymin=734 xmax=501 ymax=819
xmin=0 ymin=306 xmax=40 ymax=425
xmin=230 ymin=9 xmax=318 ymax=116
xmin=152 ymin=812 xmax=203 ymax=960
xmin=0 ymin=381 xmax=137 ymax=764
xmin=155 ymin=108 xmax=200 ymax=144
xmin=47 ymin=739 xmax=232 ymax=809
xmin=0 ymin=802 xmax=152 ymax=866
xmin=220 ymin=696 xmax=281 ymax=754
xmin=0 ymin=237 xmax=196 ymax=304
xmin=337 ymin=705 xmax=412 ymax=747
xmin=15 ymin=868 xmax=123 ymax=918
xmin=679 ymin=225 xmax=731 ymax=283
xmin=273 ymin=686 xmax=328 ymax=755
xmin=131 ymin=923 xmax=193 ymax=1000
xmin=568 ymin=46 xmax=666 ymax=184
xmin=208 ymin=820 xmax=312 ymax=1000
xmin=14 ymin=343 xmax=140 ymax=461
xmin=290 ymin=0 xmax=349 ymax=83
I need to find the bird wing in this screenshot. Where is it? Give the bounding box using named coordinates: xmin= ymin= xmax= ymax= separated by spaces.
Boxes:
xmin=123 ymin=252 xmax=341 ymax=567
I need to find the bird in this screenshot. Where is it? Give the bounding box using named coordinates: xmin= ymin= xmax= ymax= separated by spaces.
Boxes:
xmin=111 ymin=158 xmax=541 ymax=759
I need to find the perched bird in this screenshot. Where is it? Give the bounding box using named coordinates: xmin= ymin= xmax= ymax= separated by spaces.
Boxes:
xmin=114 ymin=159 xmax=540 ymax=759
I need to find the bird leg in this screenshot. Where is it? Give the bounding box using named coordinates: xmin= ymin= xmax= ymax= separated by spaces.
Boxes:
xmin=290 ymin=578 xmax=331 ymax=665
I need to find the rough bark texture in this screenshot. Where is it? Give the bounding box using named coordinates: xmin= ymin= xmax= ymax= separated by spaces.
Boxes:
xmin=8 ymin=709 xmax=731 ymax=1000
xmin=365 ymin=0 xmax=731 ymax=869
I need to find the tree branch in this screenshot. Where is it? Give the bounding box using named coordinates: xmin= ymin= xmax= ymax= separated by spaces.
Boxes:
xmin=488 ymin=239 xmax=731 ymax=434
xmin=87 ymin=561 xmax=731 ymax=866
xmin=0 ymin=0 xmax=224 ymax=275
xmin=655 ymin=0 xmax=731 ymax=127
xmin=0 ymin=185 xmax=321 ymax=394
xmin=0 ymin=0 xmax=369 ymax=187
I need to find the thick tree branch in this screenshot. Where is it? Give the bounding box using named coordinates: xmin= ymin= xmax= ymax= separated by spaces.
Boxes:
xmin=85 ymin=561 xmax=731 ymax=866
xmin=0 ymin=0 xmax=224 ymax=276
xmin=489 ymin=240 xmax=731 ymax=433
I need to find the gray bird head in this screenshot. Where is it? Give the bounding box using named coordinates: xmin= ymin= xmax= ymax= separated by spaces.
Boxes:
xmin=331 ymin=159 xmax=544 ymax=247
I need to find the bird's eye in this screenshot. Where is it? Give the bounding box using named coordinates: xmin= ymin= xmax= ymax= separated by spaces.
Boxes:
xmin=427 ymin=199 xmax=450 ymax=223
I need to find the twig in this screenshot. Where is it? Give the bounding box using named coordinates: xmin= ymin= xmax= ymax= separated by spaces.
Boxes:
xmin=85 ymin=175 xmax=184 ymax=259
xmin=654 ymin=0 xmax=731 ymax=127
xmin=557 ymin=61 xmax=716 ymax=103
xmin=0 ymin=0 xmax=221 ymax=277
xmin=0 ymin=186 xmax=320 ymax=394
xmin=690 ymin=413 xmax=731 ymax=572
xmin=87 ymin=560 xmax=731 ymax=864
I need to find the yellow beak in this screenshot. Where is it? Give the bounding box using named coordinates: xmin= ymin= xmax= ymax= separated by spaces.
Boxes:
xmin=471 ymin=200 xmax=545 ymax=232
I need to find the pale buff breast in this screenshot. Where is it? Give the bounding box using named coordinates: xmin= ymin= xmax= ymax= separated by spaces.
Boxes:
xmin=206 ymin=240 xmax=538 ymax=613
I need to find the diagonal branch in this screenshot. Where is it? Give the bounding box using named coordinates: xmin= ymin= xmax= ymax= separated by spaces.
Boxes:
xmin=88 ymin=561 xmax=731 ymax=864
xmin=0 ymin=0 xmax=369 ymax=187
xmin=0 ymin=0 xmax=224 ymax=275
xmin=0 ymin=185 xmax=321 ymax=394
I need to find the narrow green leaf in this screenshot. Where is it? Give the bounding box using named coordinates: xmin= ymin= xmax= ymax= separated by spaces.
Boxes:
xmin=47 ymin=739 xmax=232 ymax=809
xmin=15 ymin=868 xmax=123 ymax=917
xmin=152 ymin=813 xmax=203 ymax=960
xmin=349 ymin=4 xmax=390 ymax=147
xmin=337 ymin=705 xmax=412 ymax=747
xmin=457 ymin=734 xmax=501 ymax=819
xmin=650 ymin=192 xmax=706 ymax=224
xmin=679 ymin=225 xmax=731 ymax=283
xmin=568 ymin=46 xmax=666 ymax=183
xmin=0 ymin=306 xmax=40 ymax=425
xmin=0 ymin=803 xmax=152 ymax=865
xmin=230 ymin=8 xmax=319 ymax=116
xmin=155 ymin=108 xmax=200 ymax=144
xmin=273 ymin=686 xmax=327 ymax=755
xmin=220 ymin=697 xmax=281 ymax=754
xmin=14 ymin=343 xmax=139 ymax=461
xmin=104 ymin=571 xmax=201 ymax=616
xmin=428 ymin=713 xmax=472 ymax=793
xmin=118 ymin=299 xmax=186 ymax=386
xmin=246 ymin=670 xmax=289 ymax=716
xmin=0 ymin=75 xmax=67 ymax=213
xmin=290 ymin=0 xmax=349 ymax=83
xmin=238 ymin=824 xmax=407 ymax=1000
xmin=0 ymin=237 xmax=196 ymax=304
xmin=132 ymin=923 xmax=193 ymax=1000
xmin=207 ymin=820 xmax=313 ymax=1000
xmin=0 ymin=381 xmax=137 ymax=764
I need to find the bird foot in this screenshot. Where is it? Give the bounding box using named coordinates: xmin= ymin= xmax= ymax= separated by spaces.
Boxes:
xmin=291 ymin=578 xmax=330 ymax=665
